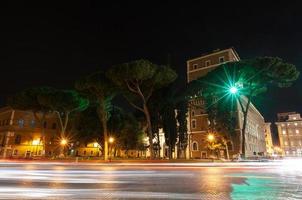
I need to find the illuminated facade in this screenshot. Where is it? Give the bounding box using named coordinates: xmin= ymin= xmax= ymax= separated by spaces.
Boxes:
xmin=187 ymin=48 xmax=266 ymax=159
xmin=0 ymin=107 xmax=60 ymax=158
xmin=264 ymin=122 xmax=274 ymax=156
xmin=276 ymin=112 xmax=302 ymax=157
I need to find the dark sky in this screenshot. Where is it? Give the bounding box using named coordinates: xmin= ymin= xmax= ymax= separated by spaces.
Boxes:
xmin=2 ymin=1 xmax=302 ymax=131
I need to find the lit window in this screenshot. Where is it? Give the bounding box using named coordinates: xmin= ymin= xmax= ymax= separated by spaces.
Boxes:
xmin=287 ymin=123 xmax=290 ymax=126
xmin=295 ymin=123 xmax=298 ymax=126
xmin=282 ymin=130 xmax=286 ymax=134
xmin=284 ymin=141 xmax=288 ymax=146
xmin=192 ymin=120 xmax=196 ymax=129
xmin=219 ymin=56 xmax=225 ymax=63
xmin=192 ymin=141 xmax=198 ymax=151
xmin=281 ymin=124 xmax=285 ymax=127
xmin=286 ymin=151 xmax=289 ymax=155
xmin=299 ymin=141 xmax=302 ymax=146
xmin=296 ymin=129 xmax=300 ymax=134
xmin=193 ymin=64 xmax=198 ymax=70
xmin=293 ymin=117 xmax=297 ymax=120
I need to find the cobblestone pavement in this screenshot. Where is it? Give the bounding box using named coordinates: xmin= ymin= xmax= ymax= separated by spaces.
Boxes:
xmin=0 ymin=161 xmax=301 ymax=199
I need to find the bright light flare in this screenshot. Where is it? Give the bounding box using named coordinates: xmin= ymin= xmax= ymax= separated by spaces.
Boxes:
xmin=229 ymin=86 xmax=238 ymax=94
xmin=109 ymin=137 xmax=114 ymax=143
xmin=207 ymin=134 xmax=215 ymax=142
xmin=60 ymin=139 xmax=67 ymax=146
xmin=32 ymin=140 xmax=40 ymax=145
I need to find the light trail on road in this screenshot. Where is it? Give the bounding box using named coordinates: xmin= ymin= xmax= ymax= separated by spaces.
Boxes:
xmin=0 ymin=161 xmax=301 ymax=199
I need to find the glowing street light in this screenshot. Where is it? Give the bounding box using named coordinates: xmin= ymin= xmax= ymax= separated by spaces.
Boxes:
xmin=60 ymin=139 xmax=67 ymax=146
xmin=207 ymin=134 xmax=215 ymax=142
xmin=109 ymin=137 xmax=114 ymax=144
xmin=229 ymin=86 xmax=238 ymax=94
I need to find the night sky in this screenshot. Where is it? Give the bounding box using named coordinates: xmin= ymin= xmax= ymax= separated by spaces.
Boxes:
xmin=2 ymin=1 xmax=302 ymax=137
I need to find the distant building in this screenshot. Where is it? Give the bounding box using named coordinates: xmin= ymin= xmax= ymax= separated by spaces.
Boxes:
xmin=0 ymin=106 xmax=60 ymax=158
xmin=276 ymin=112 xmax=302 ymax=157
xmin=187 ymin=48 xmax=266 ymax=159
xmin=264 ymin=122 xmax=274 ymax=156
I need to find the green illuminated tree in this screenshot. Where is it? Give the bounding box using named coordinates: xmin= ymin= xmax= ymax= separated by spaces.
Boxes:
xmin=107 ymin=60 xmax=177 ymax=159
xmin=38 ymin=89 xmax=89 ymax=138
xmin=75 ymin=71 xmax=117 ymax=161
xmin=189 ymin=57 xmax=299 ymax=158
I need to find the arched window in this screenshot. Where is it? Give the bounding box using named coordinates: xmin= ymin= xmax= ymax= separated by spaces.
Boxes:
xmin=43 ymin=121 xmax=47 ymax=128
xmin=15 ymin=135 xmax=21 ymax=144
xmin=192 ymin=141 xmax=198 ymax=151
xmin=52 ymin=123 xmax=57 ymax=129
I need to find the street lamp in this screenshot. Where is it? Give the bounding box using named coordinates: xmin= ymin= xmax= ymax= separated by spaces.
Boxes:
xmin=109 ymin=137 xmax=114 ymax=144
xmin=108 ymin=137 xmax=114 ymax=160
xmin=229 ymin=86 xmax=238 ymax=94
xmin=60 ymin=139 xmax=68 ymax=158
xmin=60 ymin=139 xmax=67 ymax=146
xmin=207 ymin=134 xmax=215 ymax=142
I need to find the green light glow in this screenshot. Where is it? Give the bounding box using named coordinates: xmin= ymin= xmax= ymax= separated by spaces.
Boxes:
xmin=229 ymin=86 xmax=238 ymax=94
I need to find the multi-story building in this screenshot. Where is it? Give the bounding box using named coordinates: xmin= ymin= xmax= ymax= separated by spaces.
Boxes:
xmin=264 ymin=122 xmax=274 ymax=156
xmin=187 ymin=48 xmax=266 ymax=159
xmin=0 ymin=106 xmax=60 ymax=158
xmin=276 ymin=112 xmax=302 ymax=157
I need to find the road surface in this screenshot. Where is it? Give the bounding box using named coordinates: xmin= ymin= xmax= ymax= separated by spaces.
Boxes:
xmin=0 ymin=160 xmax=301 ymax=199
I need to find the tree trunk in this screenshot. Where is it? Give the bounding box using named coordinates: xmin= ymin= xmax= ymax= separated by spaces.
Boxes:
xmin=239 ymin=97 xmax=252 ymax=159
xmin=97 ymin=99 xmax=109 ymax=161
xmin=223 ymin=140 xmax=230 ymax=160
xmin=143 ymin=103 xmax=154 ymax=159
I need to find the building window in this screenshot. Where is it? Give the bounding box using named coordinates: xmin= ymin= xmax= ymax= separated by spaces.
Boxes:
xmin=43 ymin=121 xmax=47 ymax=128
xmin=289 ymin=129 xmax=292 ymax=134
xmin=281 ymin=124 xmax=285 ymax=127
xmin=83 ymin=151 xmax=86 ymax=155
xmin=219 ymin=56 xmax=225 ymax=63
xmin=296 ymin=129 xmax=300 ymax=134
xmin=191 ymin=111 xmax=195 ymax=116
xmin=193 ymin=64 xmax=198 ymax=70
xmin=205 ymin=60 xmax=211 ymax=67
xmin=284 ymin=141 xmax=288 ymax=146
xmin=14 ymin=135 xmax=21 ymax=144
xmin=282 ymin=130 xmax=286 ymax=135
xmin=295 ymin=123 xmax=298 ymax=126
xmin=192 ymin=120 xmax=196 ymax=129
xmin=192 ymin=141 xmax=198 ymax=151
xmin=18 ymin=119 xmax=24 ymax=128
xmin=30 ymin=120 xmax=35 ymax=128
xmin=90 ymin=151 xmax=94 ymax=155
xmin=286 ymin=151 xmax=289 ymax=155
xmin=52 ymin=123 xmax=57 ymax=129
xmin=13 ymin=149 xmax=18 ymax=155
xmin=291 ymin=141 xmax=294 ymax=146
xmin=299 ymin=141 xmax=302 ymax=146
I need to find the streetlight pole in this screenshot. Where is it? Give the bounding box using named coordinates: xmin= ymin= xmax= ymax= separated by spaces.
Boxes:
xmin=108 ymin=137 xmax=114 ymax=161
